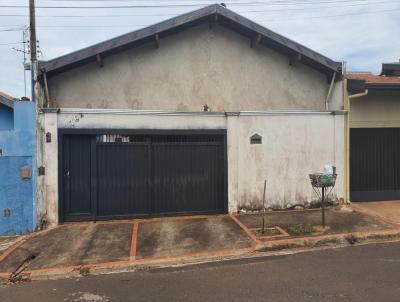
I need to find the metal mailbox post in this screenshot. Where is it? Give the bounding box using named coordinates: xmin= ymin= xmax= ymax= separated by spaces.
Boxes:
xmin=309 ymin=172 xmax=337 ymax=228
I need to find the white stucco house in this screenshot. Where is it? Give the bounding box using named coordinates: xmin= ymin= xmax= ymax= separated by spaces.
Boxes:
xmin=36 ymin=4 xmax=345 ymax=225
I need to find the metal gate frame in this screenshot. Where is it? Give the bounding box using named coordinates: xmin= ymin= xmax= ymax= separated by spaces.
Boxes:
xmin=58 ymin=129 xmax=228 ymax=222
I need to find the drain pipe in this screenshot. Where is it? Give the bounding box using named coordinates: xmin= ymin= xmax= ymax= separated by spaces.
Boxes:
xmin=348 ymin=90 xmax=369 ymax=100
xmin=345 ymin=87 xmax=368 ymax=204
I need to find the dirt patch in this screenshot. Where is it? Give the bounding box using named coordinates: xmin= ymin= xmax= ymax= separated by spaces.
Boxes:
xmin=284 ymin=224 xmax=330 ymax=236
xmin=286 ymin=224 xmax=315 ymax=235
xmin=254 ymin=228 xmax=282 ymax=237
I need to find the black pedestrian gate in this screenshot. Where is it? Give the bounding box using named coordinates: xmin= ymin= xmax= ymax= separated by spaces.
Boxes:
xmin=59 ymin=130 xmax=227 ymax=222
xmin=350 ymin=128 xmax=400 ymax=202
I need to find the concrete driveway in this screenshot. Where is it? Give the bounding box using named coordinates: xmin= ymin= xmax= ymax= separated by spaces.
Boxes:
xmin=136 ymin=216 xmax=252 ymax=259
xmin=0 ymin=215 xmax=253 ymax=275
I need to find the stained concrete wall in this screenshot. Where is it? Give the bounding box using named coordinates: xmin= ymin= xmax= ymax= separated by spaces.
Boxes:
xmin=350 ymin=90 xmax=400 ymax=128
xmin=0 ymin=102 xmax=36 ymax=234
xmin=329 ymin=82 xmax=344 ymax=111
xmin=235 ymin=114 xmax=344 ymax=209
xmin=47 ymin=24 xmax=340 ymax=111
xmin=40 ymin=111 xmax=344 ymax=224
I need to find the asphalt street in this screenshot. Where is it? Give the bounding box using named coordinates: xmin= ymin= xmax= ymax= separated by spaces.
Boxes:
xmin=1 ymin=241 xmax=400 ymax=302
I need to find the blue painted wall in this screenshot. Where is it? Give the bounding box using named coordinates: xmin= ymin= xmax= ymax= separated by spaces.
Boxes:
xmin=0 ymin=101 xmax=36 ymax=235
xmin=0 ymin=104 xmax=14 ymax=130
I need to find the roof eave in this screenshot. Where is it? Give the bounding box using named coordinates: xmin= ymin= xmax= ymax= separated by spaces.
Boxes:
xmin=0 ymin=96 xmax=14 ymax=109
xmin=366 ymin=83 xmax=400 ymax=90
xmin=215 ymin=5 xmax=341 ymax=73
xmin=39 ymin=4 xmax=218 ymax=76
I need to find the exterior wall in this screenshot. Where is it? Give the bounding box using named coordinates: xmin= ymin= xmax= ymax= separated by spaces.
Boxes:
xmin=47 ymin=24 xmax=339 ymax=111
xmin=329 ymin=82 xmax=344 ymax=111
xmin=350 ymin=90 xmax=400 ymax=128
xmin=0 ymin=104 xmax=14 ymax=130
xmin=0 ymin=102 xmax=36 ymax=234
xmin=41 ymin=110 xmax=344 ymax=224
xmin=235 ymin=114 xmax=344 ymax=209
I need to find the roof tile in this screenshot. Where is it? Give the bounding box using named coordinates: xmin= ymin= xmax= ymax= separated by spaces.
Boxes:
xmin=346 ymin=73 xmax=400 ymax=85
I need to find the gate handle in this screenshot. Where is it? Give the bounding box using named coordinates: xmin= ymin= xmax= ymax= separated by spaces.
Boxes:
xmin=64 ymin=170 xmax=70 ymax=178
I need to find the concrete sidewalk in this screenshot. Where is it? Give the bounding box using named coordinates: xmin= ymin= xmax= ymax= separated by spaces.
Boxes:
xmin=351 ymin=201 xmax=400 ymax=225
xmin=0 ymin=236 xmax=23 ymax=258
xmin=0 ymin=207 xmax=399 ymax=281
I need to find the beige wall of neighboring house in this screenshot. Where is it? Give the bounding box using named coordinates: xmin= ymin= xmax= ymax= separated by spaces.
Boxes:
xmin=350 ymin=90 xmax=400 ymax=128
xmin=47 ymin=24 xmax=339 ymax=112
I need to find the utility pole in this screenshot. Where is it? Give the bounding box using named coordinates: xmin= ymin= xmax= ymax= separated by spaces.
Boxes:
xmin=29 ymin=0 xmax=37 ymax=103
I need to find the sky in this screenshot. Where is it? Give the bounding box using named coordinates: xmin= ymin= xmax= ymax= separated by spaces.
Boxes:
xmin=0 ymin=0 xmax=399 ymax=98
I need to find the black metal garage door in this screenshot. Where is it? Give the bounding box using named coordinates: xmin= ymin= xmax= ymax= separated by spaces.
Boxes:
xmin=60 ymin=130 xmax=227 ymax=222
xmin=350 ymin=128 xmax=400 ymax=201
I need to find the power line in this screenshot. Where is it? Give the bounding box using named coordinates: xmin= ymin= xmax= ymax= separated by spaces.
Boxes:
xmin=258 ymin=6 xmax=400 ymax=22
xmin=33 ymin=0 xmax=394 ymax=4
xmin=0 ymin=27 xmax=25 ymax=32
xmin=0 ymin=41 xmax=25 ymax=46
xmin=0 ymin=3 xmax=245 ymax=9
xmin=1 ymin=0 xmax=395 ymax=9
xmin=15 ymin=7 xmax=400 ymax=29
xmin=0 ymin=2 xmax=398 ymax=32
xmin=0 ymin=0 xmax=398 ymax=17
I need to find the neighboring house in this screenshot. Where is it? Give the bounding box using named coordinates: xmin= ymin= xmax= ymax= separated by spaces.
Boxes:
xmin=36 ymin=4 xmax=344 ymax=225
xmin=346 ymin=62 xmax=400 ymax=202
xmin=0 ymin=93 xmax=36 ymax=234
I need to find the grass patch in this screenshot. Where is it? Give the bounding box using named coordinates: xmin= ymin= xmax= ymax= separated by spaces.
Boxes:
xmin=286 ymin=224 xmax=316 ymax=235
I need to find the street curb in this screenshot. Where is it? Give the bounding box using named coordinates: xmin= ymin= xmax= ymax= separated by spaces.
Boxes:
xmin=0 ymin=247 xmax=254 ymax=281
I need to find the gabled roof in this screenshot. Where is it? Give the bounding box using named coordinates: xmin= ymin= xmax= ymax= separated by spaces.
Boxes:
xmin=346 ymin=72 xmax=400 ymax=90
xmin=0 ymin=91 xmax=15 ymax=109
xmin=39 ymin=4 xmax=341 ymax=79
